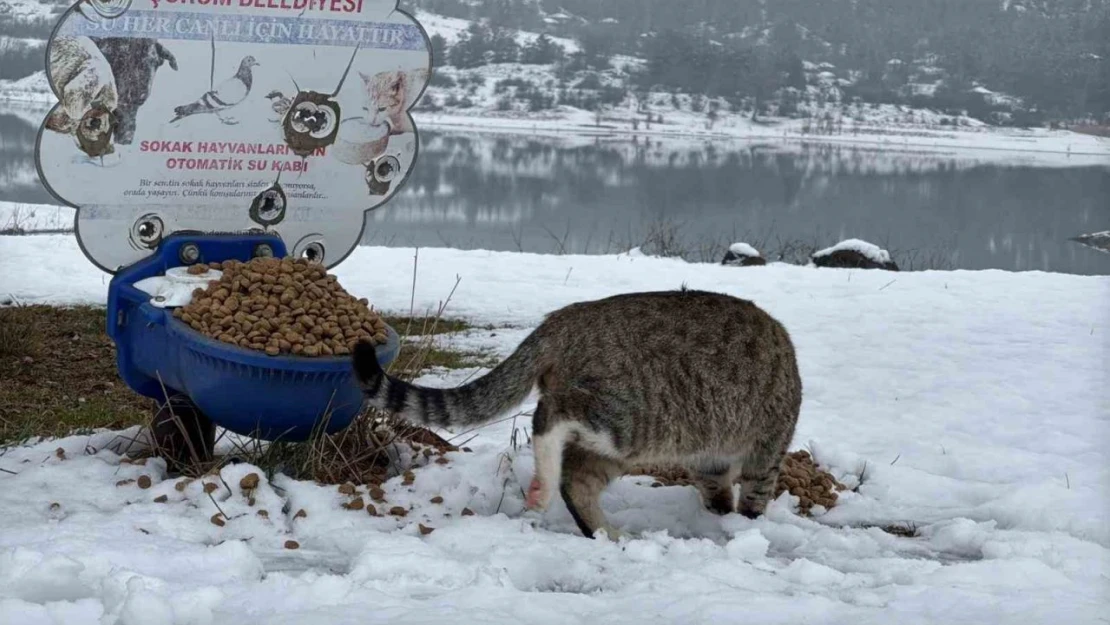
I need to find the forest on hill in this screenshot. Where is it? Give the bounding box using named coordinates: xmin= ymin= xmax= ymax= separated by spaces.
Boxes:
xmin=407 ymin=0 xmax=1110 ymax=123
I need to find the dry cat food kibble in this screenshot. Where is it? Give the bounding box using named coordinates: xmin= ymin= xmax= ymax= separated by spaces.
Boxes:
xmin=775 ymin=450 xmax=844 ymax=515
xmin=630 ymin=449 xmax=845 ymax=516
xmin=171 ymin=256 xmax=389 ymax=357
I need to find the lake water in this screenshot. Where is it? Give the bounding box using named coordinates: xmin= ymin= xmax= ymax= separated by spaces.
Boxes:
xmin=4 ymin=104 xmax=1109 ymax=275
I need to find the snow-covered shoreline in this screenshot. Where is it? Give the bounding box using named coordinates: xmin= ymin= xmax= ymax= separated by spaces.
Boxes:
xmin=415 ymin=109 xmax=1110 ymax=164
xmin=1 ymin=234 xmax=1107 ymax=623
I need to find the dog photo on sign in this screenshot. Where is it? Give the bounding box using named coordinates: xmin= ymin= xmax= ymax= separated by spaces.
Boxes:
xmin=89 ymin=36 xmax=178 ymax=145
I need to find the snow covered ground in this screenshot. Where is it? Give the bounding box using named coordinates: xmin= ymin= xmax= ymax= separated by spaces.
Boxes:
xmin=1 ymin=235 xmax=1108 ymax=624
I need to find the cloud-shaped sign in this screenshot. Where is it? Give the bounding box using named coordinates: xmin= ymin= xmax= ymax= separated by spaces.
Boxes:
xmin=36 ymin=0 xmax=431 ymax=272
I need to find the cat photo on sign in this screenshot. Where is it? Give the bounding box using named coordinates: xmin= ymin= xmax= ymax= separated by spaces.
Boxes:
xmin=362 ymin=67 xmax=428 ymax=136
xmin=332 ymin=65 xmax=426 ymax=199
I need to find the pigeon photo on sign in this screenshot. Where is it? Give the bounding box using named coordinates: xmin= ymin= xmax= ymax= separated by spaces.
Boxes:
xmin=35 ymin=0 xmax=432 ymax=273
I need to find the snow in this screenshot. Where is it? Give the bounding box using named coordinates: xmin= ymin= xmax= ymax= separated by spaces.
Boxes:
xmin=727 ymin=242 xmax=760 ymax=257
xmin=1 ymin=234 xmax=1108 ymax=622
xmin=412 ymin=8 xmax=579 ymax=53
xmin=812 ymin=238 xmax=892 ymax=264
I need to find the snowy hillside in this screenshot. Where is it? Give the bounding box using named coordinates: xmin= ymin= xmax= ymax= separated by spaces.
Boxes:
xmin=415 ymin=9 xmax=579 ymax=53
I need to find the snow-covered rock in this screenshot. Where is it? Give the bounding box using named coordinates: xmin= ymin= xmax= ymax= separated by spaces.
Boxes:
xmin=721 ymin=242 xmax=766 ymax=267
xmin=811 ymin=238 xmax=898 ymax=271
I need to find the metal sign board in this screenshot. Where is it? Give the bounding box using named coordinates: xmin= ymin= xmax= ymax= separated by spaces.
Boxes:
xmin=36 ymin=0 xmax=431 ymax=272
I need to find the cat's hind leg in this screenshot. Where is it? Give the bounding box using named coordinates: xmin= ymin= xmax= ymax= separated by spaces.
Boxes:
xmin=525 ymin=399 xmax=569 ymax=512
xmin=559 ymin=444 xmax=624 ymax=539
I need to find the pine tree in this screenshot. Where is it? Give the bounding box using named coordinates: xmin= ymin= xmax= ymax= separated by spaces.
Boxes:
xmin=430 ymin=34 xmax=449 ymax=67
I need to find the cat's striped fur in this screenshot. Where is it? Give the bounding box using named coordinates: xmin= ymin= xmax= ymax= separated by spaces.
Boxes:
xmin=351 ymin=288 xmax=802 ymax=539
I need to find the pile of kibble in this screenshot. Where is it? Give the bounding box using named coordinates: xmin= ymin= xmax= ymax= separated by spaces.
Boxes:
xmin=631 ymin=449 xmax=845 ymax=516
xmin=776 ymin=450 xmax=845 ymax=514
xmin=172 ymin=257 xmax=389 ymax=357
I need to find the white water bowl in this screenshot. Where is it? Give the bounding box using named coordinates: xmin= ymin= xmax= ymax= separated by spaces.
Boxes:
xmin=332 ymin=117 xmax=390 ymax=166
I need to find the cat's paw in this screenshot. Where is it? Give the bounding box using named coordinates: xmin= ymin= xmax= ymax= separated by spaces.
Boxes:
xmin=525 ymin=477 xmax=552 ymax=511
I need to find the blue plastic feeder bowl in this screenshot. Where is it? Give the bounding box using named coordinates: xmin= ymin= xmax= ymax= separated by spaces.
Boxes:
xmin=106 ymin=233 xmax=400 ymax=442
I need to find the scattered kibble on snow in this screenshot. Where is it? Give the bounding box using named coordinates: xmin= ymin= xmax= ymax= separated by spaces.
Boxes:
xmin=389 ymin=506 xmax=407 ymax=517
xmin=137 ymin=475 xmax=152 ymax=489
xmin=338 ymin=483 xmax=357 ymax=495
xmin=210 ymin=514 xmax=226 ymax=527
xmin=294 ymin=509 xmax=307 ymax=520
xmin=257 ymin=510 xmax=269 ymax=518
xmin=203 ymin=482 xmax=219 ymax=494
xmin=369 ymin=487 xmax=385 ymax=502
xmin=366 ymin=504 xmax=379 ymax=517
xmin=345 ymin=497 xmax=365 ymax=511
xmin=55 ymin=448 xmax=65 ymax=459
xmin=430 ymin=496 xmax=444 ymax=504
xmin=239 ymin=473 xmax=260 ymax=490
xmin=116 ymin=479 xmax=135 ymax=487
xmin=153 ymin=495 xmax=168 ymax=503
xmin=419 ymin=524 xmax=435 ymax=535
xmin=461 ymin=508 xmax=475 ymax=517
xmin=284 ymin=540 xmax=300 ymax=550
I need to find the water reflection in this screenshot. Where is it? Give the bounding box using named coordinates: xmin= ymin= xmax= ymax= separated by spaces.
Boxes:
xmin=371 ymin=131 xmax=1110 ymax=274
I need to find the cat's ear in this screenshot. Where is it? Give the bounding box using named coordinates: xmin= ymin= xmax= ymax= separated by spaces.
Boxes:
xmin=390 ymin=71 xmax=406 ymax=95
xmin=358 ymin=71 xmax=372 ymax=83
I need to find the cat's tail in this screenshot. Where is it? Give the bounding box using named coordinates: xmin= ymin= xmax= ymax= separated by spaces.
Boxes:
xmin=351 ymin=331 xmax=547 ymax=429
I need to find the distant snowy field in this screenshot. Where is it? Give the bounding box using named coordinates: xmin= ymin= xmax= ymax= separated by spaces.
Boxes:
xmin=1 ymin=235 xmax=1107 ymax=624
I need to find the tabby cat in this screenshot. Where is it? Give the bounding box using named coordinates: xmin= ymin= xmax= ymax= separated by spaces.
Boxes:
xmin=352 ymin=289 xmax=803 ymax=539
